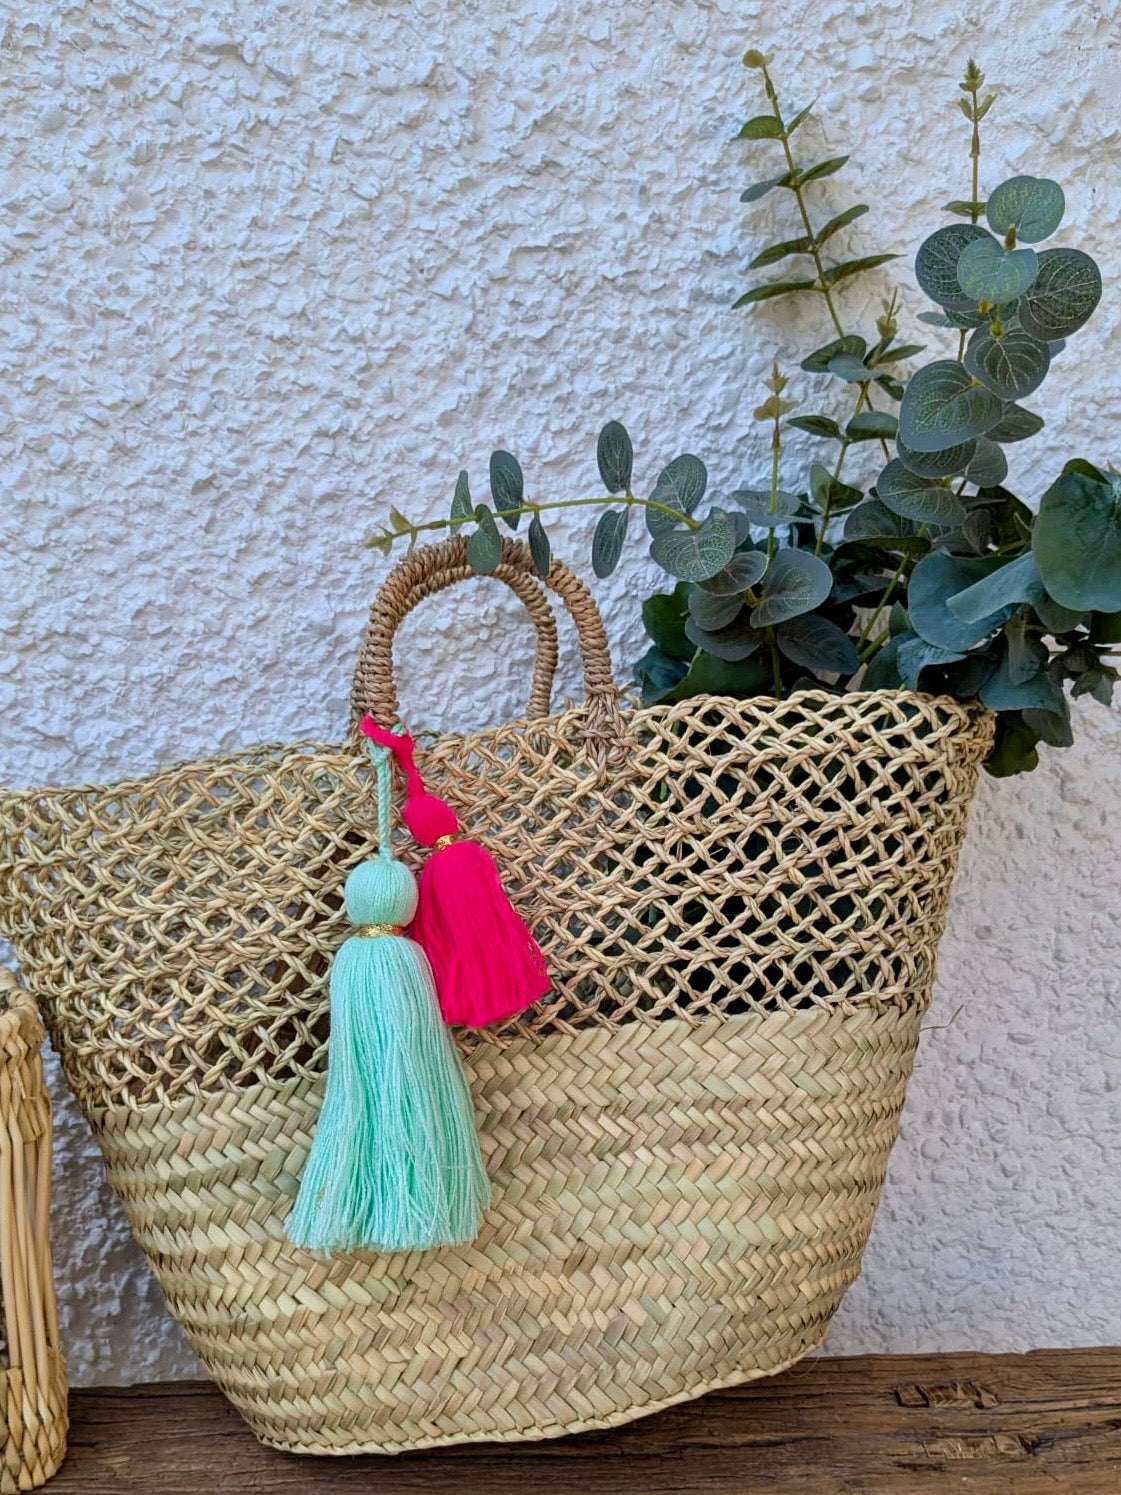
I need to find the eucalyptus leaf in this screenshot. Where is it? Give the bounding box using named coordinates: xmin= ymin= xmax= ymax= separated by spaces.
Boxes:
xmin=795 ymin=155 xmax=850 ymax=185
xmin=955 ymin=235 xmax=1039 ymax=304
xmin=844 ymin=499 xmax=919 ymax=543
xmin=1033 ymin=462 xmax=1121 ymax=610
xmin=787 ymin=414 xmax=843 ymax=440
xmin=749 ymin=234 xmax=814 ymax=270
xmin=776 ymin=613 xmax=859 ymax=675
xmin=877 ymin=342 xmax=926 ymax=364
xmin=1023 ymin=700 xmax=1074 ymax=748
xmin=688 ymin=587 xmax=744 ymax=631
xmin=1017 ymin=248 xmax=1102 ymax=340
xmin=986 ymin=175 xmax=1065 ymax=244
xmin=450 ymin=469 xmax=472 ymax=526
xmin=592 ymin=508 xmax=629 ymax=578
xmin=986 ymin=713 xmax=1040 ymax=777
xmin=663 ymin=649 xmax=773 ymax=702
xmin=649 ymin=509 xmax=737 ymax=582
xmin=1033 ymin=593 xmax=1085 ymax=633
xmin=824 ymin=253 xmax=899 ymax=285
xmin=898 ymin=360 xmax=1002 ymax=452
xmin=876 ymin=459 xmax=966 ymax=526
xmin=801 ymin=335 xmax=867 ymax=373
xmin=466 ymin=505 xmax=502 ymax=573
xmin=646 ymin=454 xmax=708 ymax=536
xmin=684 ymin=614 xmax=763 ymax=661
xmin=527 ymin=514 xmax=551 ymax=577
xmin=846 ymin=411 xmax=898 ymax=441
xmin=1004 ymin=612 xmax=1049 ymax=686
xmin=861 ymin=635 xmax=903 ymax=689
xmin=489 ymin=450 xmax=524 ymax=529
xmin=699 ymin=548 xmax=768 ymax=595
xmin=963 ymin=327 xmax=1050 ymax=400
xmin=633 ymin=645 xmax=690 ymax=705
xmin=897 ymin=636 xmax=967 ymax=688
xmin=986 ymin=403 xmax=1044 ymax=443
xmin=808 ymin=464 xmax=862 ymax=512
xmin=947 ymin=550 xmax=1043 ymax=624
xmin=817 ymin=204 xmax=870 ymax=243
xmin=641 ymin=584 xmax=693 ymax=660
xmin=896 ymin=433 xmax=976 ymax=478
xmin=910 ymin=550 xmax=1010 ymax=650
xmin=597 ymin=421 xmax=633 ymax=494
xmin=737 ymin=114 xmax=784 ymax=139
xmin=749 ymin=547 xmax=833 ymax=627
xmin=980 ymin=653 xmax=1067 ymax=713
xmin=733 ymin=279 xmax=818 ymax=308
xmin=740 ymin=176 xmax=784 ymax=203
xmin=915 ymin=222 xmax=990 ymax=309
xmin=827 ymin=353 xmax=873 ymax=382
xmin=729 ymin=487 xmax=802 ymax=526
xmin=964 ymin=437 xmax=1009 ymax=488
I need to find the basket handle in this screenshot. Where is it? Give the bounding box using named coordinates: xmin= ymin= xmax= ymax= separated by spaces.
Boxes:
xmin=350 ymin=535 xmax=626 ymax=758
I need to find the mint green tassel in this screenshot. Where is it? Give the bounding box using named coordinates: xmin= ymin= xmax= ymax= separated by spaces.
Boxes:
xmin=288 ymin=745 xmax=489 ymax=1254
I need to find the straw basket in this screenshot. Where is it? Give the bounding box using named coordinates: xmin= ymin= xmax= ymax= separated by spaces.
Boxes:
xmin=0 ymin=974 xmax=66 ymax=1490
xmin=0 ymin=537 xmax=991 ymax=1455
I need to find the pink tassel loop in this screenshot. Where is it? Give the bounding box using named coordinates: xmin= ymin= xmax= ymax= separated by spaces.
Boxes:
xmin=361 ymin=717 xmax=550 ymax=1025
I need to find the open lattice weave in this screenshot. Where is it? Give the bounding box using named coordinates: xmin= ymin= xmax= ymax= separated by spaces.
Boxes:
xmin=0 ymin=538 xmax=992 ymax=1453
xmin=0 ymin=976 xmax=66 ymax=1491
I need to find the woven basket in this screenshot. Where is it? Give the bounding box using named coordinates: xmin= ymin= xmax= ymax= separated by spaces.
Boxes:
xmin=0 ymin=974 xmax=66 ymax=1491
xmin=0 ymin=537 xmax=992 ymax=1455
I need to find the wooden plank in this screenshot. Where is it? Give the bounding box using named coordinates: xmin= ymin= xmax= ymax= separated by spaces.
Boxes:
xmin=51 ymin=1349 xmax=1121 ymax=1494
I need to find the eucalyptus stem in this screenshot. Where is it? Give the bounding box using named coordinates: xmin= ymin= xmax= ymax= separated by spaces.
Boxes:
xmin=856 ymin=550 xmax=910 ymax=653
xmin=368 ymin=490 xmax=701 ymax=552
xmin=759 ymin=59 xmax=893 ymax=556
xmin=767 ymin=413 xmax=781 ymax=563
xmin=767 ymin=628 xmax=784 ymax=696
xmin=761 ymin=62 xmax=846 ymax=340
xmin=957 ymin=60 xmax=986 ymax=361
xmin=858 ymin=627 xmax=891 ymax=662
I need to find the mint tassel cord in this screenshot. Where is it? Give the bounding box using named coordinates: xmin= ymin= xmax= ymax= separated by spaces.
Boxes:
xmin=287 ymin=743 xmax=489 ymax=1255
xmin=361 ymin=716 xmax=550 ymax=1027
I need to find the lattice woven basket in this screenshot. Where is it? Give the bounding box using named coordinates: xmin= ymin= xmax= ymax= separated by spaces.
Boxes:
xmin=0 ymin=537 xmax=991 ymax=1456
xmin=0 ymin=974 xmax=66 ymax=1491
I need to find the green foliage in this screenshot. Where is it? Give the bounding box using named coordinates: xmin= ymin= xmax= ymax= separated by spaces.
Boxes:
xmin=986 ymin=175 xmax=1064 ymax=243
xmin=488 ymin=450 xmax=524 ymax=530
xmin=371 ymin=55 xmax=1115 ymax=779
xmin=898 ymin=361 xmax=1002 ymax=451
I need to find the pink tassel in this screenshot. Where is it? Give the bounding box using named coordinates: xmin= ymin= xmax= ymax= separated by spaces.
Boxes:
xmin=361 ymin=717 xmax=550 ymax=1025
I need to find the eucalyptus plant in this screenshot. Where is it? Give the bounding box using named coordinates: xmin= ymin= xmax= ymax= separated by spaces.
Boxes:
xmin=370 ymin=56 xmax=1116 ymax=776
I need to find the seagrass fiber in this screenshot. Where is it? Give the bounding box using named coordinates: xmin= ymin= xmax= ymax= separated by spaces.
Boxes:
xmin=0 ymin=538 xmax=992 ymax=1453
xmin=93 ymin=1007 xmax=921 ymax=1454
xmin=0 ymin=974 xmax=67 ymax=1490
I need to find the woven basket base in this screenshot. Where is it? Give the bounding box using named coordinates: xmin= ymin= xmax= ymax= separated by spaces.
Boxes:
xmin=0 ymin=1359 xmax=68 ymax=1493
xmin=92 ymin=1004 xmax=921 ymax=1456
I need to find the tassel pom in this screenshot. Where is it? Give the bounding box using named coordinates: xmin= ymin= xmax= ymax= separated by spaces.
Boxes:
xmin=361 ymin=716 xmax=550 ymax=1026
xmin=288 ymin=753 xmax=489 ymax=1256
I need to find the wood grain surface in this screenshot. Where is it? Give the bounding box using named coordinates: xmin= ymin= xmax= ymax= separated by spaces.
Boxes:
xmin=48 ymin=1348 xmax=1121 ymax=1494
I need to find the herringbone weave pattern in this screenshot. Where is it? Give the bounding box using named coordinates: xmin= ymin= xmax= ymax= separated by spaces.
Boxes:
xmin=0 ymin=538 xmax=991 ymax=1453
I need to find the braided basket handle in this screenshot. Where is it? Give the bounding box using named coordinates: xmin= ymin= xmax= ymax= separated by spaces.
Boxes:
xmin=350 ymin=536 xmax=626 ymax=759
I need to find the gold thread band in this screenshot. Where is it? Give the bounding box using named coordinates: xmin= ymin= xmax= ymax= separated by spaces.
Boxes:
xmin=434 ymin=834 xmax=457 ymax=851
xmin=354 ymin=923 xmax=403 ymax=938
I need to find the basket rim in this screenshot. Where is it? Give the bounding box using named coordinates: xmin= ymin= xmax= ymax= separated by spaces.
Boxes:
xmin=0 ymin=687 xmax=993 ymax=803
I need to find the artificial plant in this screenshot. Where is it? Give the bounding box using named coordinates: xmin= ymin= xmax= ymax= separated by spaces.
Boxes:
xmin=370 ymin=56 xmax=1115 ymax=776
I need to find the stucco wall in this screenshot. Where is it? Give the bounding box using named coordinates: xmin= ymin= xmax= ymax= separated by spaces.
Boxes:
xmin=1 ymin=2 xmax=1118 ymax=1386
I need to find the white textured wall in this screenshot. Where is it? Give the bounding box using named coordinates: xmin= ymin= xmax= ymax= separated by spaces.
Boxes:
xmin=1 ymin=2 xmax=1119 ymax=1387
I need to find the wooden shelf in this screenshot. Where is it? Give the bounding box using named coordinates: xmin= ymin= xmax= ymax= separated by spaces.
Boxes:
xmin=51 ymin=1348 xmax=1121 ymax=1493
